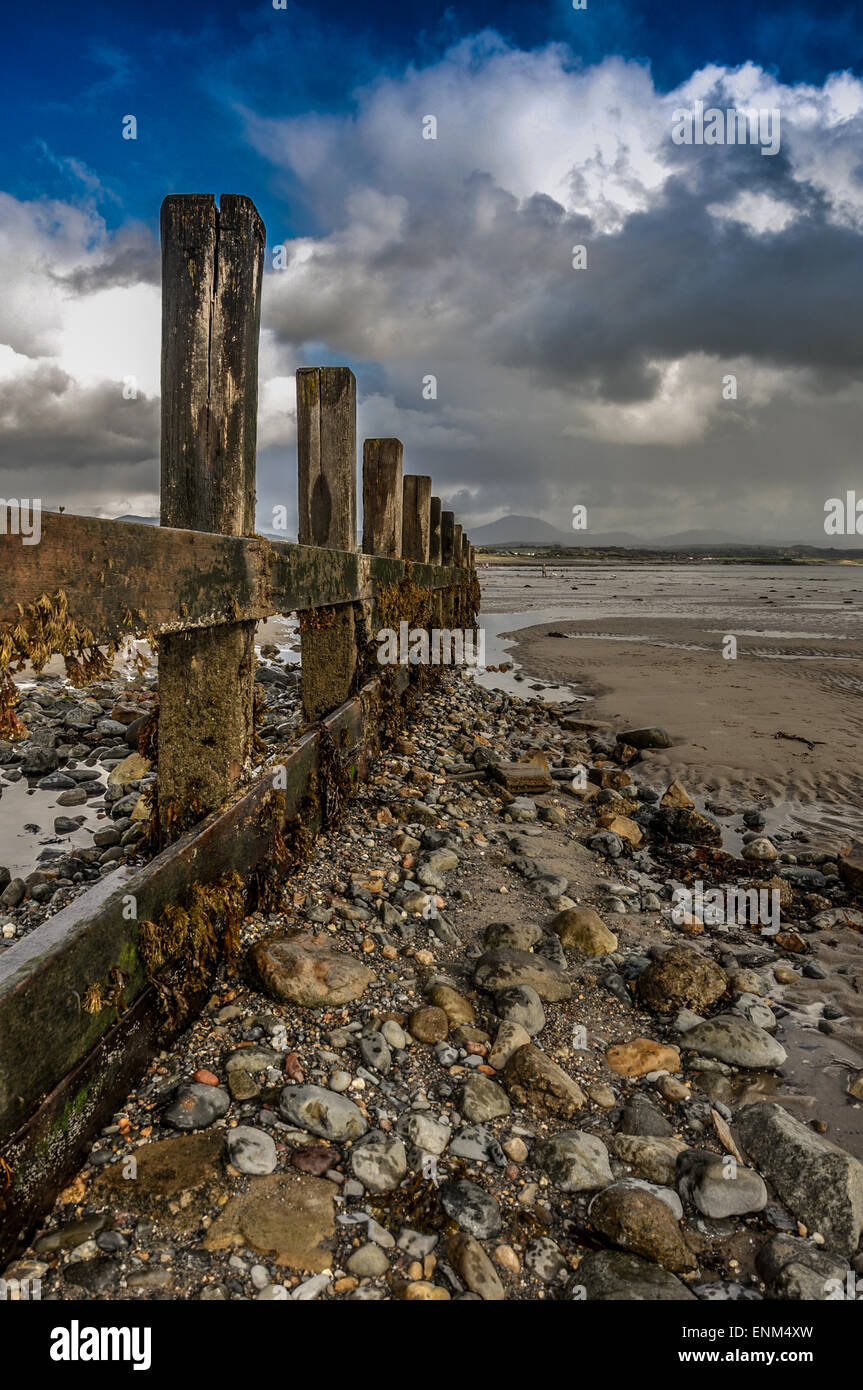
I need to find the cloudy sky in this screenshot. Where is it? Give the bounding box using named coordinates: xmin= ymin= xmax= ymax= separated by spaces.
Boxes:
xmin=1 ymin=0 xmax=861 ymax=542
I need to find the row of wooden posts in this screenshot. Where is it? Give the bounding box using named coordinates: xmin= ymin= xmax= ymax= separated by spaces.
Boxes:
xmin=0 ymin=193 xmax=479 ymax=1260
xmin=156 ymin=195 xmax=476 ymax=842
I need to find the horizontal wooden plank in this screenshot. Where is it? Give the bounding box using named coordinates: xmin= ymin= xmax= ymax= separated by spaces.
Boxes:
xmin=0 ymin=511 xmax=467 ymax=647
xmin=0 ymin=674 xmax=400 ymax=1139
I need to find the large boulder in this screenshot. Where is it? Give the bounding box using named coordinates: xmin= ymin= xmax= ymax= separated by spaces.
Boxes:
xmin=684 ymin=1015 xmax=786 ymax=1069
xmin=474 ymin=948 xmax=572 ymax=1002
xmin=502 ymin=1045 xmax=585 ymax=1118
xmin=636 ymin=946 xmax=727 ymax=1014
xmin=248 ymin=933 xmax=374 ymax=1007
xmin=736 ymin=1102 xmax=863 ymax=1257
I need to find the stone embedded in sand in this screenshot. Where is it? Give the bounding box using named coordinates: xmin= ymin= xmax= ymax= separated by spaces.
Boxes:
xmin=605 ymin=1038 xmax=681 ymax=1077
xmin=618 ymin=727 xmax=672 ymax=750
xmin=660 ymin=779 xmax=694 ymax=809
xmin=636 ymin=945 xmax=728 ymax=1015
xmin=683 ymin=1014 xmax=786 ymax=1069
xmin=735 ymin=1101 xmax=863 ymax=1257
xmin=483 ymin=921 xmax=542 ymax=951
xmin=474 ymin=948 xmax=572 ymax=1002
xmin=503 ymin=1044 xmax=585 ymax=1117
xmin=461 ymin=1072 xmax=511 ymax=1122
xmin=202 ymin=1171 xmax=335 ymax=1271
xmin=446 ymin=1233 xmax=505 ymax=1301
xmin=589 ymin=1185 xmax=697 ymax=1274
xmin=676 ymin=1148 xmax=767 ymax=1219
xmin=550 ymin=906 xmax=618 ymax=956
xmin=248 ymin=932 xmax=374 ymax=1007
xmin=90 ymin=1131 xmax=224 ymax=1232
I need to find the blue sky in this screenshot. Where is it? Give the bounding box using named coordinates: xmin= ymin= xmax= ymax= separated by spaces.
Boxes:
xmin=1 ymin=1 xmax=862 ymax=539
xmin=3 ymin=0 xmax=858 ymax=238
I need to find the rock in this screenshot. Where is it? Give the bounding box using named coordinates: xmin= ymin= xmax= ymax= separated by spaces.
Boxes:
xmin=360 ymin=1032 xmax=392 ymax=1074
xmin=606 ymin=1177 xmax=684 ymax=1220
xmin=730 ymin=993 xmax=777 ymax=1033
xmin=488 ymin=1020 xmax=531 ymax=1069
xmin=619 ymin=1094 xmax=674 ymax=1138
xmin=605 ymin=1038 xmax=681 ymax=1077
xmin=447 ymin=1233 xmax=505 ymax=1300
xmin=225 ymin=1126 xmax=278 ymax=1176
xmin=163 ymin=1083 xmax=230 ymax=1131
xmin=524 ymin=1235 xmax=567 ymax=1283
xmin=461 ymin=1073 xmax=511 ymax=1122
xmin=203 ymin=1171 xmax=335 ymax=1271
xmin=573 ymin=1249 xmax=697 ymax=1301
xmin=408 ymin=1006 xmax=449 ymax=1042
xmin=676 ymin=1148 xmax=767 ymax=1218
xmin=439 ymin=1179 xmax=502 ymax=1239
xmin=396 ymin=1112 xmax=451 ymax=1154
xmin=636 ymin=946 xmax=728 ymax=1015
xmin=742 ymin=837 xmax=778 ymax=862
xmin=475 ymin=947 xmax=572 ymax=1001
xmin=755 ymin=1233 xmax=849 ymax=1301
xmin=426 ymin=984 xmax=475 ymax=1027
xmin=618 ymin=727 xmax=672 ymax=750
xmin=450 ymin=1125 xmax=506 ymax=1166
xmin=291 ymin=1144 xmax=340 ymax=1175
xmin=550 ymin=906 xmax=617 ymax=956
xmin=660 ymin=779 xmax=694 ymax=809
xmin=248 ymin=933 xmax=374 ymax=1007
xmin=347 ymin=1243 xmax=390 ymax=1278
xmin=684 ymin=1015 xmax=787 ymax=1069
xmin=483 ymin=921 xmax=542 ymax=951
xmin=589 ymin=1185 xmax=697 ymax=1273
xmin=838 ymin=842 xmax=863 ymax=893
xmin=735 ymin=1102 xmax=863 ymax=1256
xmin=611 ymin=1135 xmax=687 ymax=1185
xmin=493 ymin=985 xmax=546 ymax=1036
xmin=279 ymin=1085 xmax=369 ymax=1142
xmin=350 ymin=1131 xmax=407 ymax=1192
xmin=596 ymin=814 xmax=643 ymax=848
xmin=106 ymin=752 xmax=151 ymax=786
xmin=503 ymin=1045 xmax=585 ymax=1118
xmin=535 ymin=1129 xmax=612 ymax=1191
xmin=650 ymin=807 xmax=722 ymax=847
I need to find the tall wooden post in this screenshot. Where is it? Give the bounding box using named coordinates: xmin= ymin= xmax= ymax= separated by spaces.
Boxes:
xmin=298 ymin=366 xmax=358 ymax=721
xmin=441 ymin=511 xmax=455 ymax=565
xmin=362 ymin=439 xmax=403 ymax=557
xmin=157 ymin=194 xmax=264 ymax=841
xmin=453 ymin=523 xmax=463 ymax=565
xmin=402 ymin=475 xmax=431 ymax=563
xmin=429 ymin=496 xmax=442 ymax=565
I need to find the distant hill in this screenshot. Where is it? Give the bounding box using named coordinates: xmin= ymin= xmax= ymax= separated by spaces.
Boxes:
xmin=116 ymin=514 xmax=159 ymax=525
xmin=471 ymin=515 xmax=794 ymax=549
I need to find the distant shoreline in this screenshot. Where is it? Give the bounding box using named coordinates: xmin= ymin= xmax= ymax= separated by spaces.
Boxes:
xmin=479 ymin=549 xmax=863 ymax=566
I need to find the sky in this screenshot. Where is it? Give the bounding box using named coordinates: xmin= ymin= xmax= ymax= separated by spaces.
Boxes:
xmin=1 ymin=0 xmax=862 ymax=542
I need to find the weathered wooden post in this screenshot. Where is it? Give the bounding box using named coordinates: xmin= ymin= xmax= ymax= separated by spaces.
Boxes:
xmin=453 ymin=523 xmax=463 ymax=565
xmin=429 ymin=497 xmax=442 ymax=565
xmin=441 ymin=511 xmax=455 ymax=565
xmin=362 ymin=439 xmax=403 ymax=557
xmin=157 ymin=194 xmax=265 ymax=841
xmin=298 ymin=366 xmax=358 ymax=721
xmin=401 ymin=475 xmax=431 ymax=563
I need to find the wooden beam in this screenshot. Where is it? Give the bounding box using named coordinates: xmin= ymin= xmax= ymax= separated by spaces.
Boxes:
xmin=441 ymin=510 xmax=455 ymax=565
xmin=429 ymin=496 xmax=442 ymax=566
xmin=0 ymin=520 xmax=462 ymax=648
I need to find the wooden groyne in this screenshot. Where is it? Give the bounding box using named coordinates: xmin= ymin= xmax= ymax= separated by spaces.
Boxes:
xmin=0 ymin=193 xmax=478 ymax=1262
